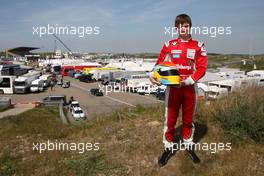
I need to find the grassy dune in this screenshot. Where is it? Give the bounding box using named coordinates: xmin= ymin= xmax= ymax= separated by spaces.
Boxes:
xmin=0 ymin=87 xmax=264 ymax=176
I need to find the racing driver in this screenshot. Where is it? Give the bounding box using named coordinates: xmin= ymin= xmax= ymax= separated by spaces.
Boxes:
xmin=150 ymin=14 xmax=208 ymax=166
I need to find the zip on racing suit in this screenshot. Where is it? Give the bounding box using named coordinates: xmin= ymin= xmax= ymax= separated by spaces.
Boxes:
xmin=156 ymin=37 xmax=207 ymax=149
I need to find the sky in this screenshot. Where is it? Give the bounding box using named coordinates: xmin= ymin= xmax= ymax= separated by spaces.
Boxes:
xmin=0 ymin=0 xmax=264 ymax=54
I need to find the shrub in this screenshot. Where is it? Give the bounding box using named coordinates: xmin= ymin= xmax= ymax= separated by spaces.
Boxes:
xmin=210 ymin=87 xmax=264 ymax=144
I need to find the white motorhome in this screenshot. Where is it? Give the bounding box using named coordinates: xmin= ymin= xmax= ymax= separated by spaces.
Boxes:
xmin=247 ymin=70 xmax=264 ymax=77
xmin=123 ymin=74 xmax=150 ymax=91
xmin=125 ymin=78 xmax=150 ymax=92
xmin=90 ymin=70 xmax=118 ymax=81
xmin=30 ymin=79 xmax=44 ymax=92
xmin=207 ymin=77 xmax=264 ymax=99
xmin=208 ymin=79 xmax=239 ymax=93
xmin=209 ymin=77 xmax=264 ymax=92
xmin=14 ymin=71 xmax=40 ymax=94
xmin=102 ymin=71 xmax=146 ymax=84
xmin=0 ymin=76 xmax=16 ymax=94
xmin=207 ymin=86 xmax=228 ymax=99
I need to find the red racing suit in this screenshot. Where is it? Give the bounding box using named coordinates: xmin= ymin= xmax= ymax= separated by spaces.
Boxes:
xmin=156 ymin=37 xmax=207 ymax=148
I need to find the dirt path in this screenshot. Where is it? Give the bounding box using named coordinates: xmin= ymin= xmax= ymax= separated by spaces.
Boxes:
xmin=0 ymin=104 xmax=35 ymax=118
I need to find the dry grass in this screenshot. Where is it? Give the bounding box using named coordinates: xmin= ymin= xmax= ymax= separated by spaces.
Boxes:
xmin=0 ymin=87 xmax=264 ymax=175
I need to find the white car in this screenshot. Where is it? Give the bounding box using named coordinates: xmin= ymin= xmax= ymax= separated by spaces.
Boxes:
xmin=71 ymin=107 xmax=85 ymax=120
xmin=30 ymin=79 xmax=45 ymax=92
xmin=70 ymin=101 xmax=80 ymax=110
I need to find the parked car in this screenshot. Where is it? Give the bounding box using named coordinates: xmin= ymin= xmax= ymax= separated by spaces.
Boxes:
xmin=71 ymin=107 xmax=85 ymax=120
xmin=70 ymin=100 xmax=80 ymax=111
xmin=79 ymin=74 xmax=94 ymax=83
xmin=0 ymin=97 xmax=12 ymax=109
xmin=62 ymin=81 xmax=70 ymax=88
xmin=90 ymin=88 xmax=103 ymax=96
xmin=155 ymin=87 xmax=166 ymax=100
xmin=74 ymin=73 xmax=82 ymax=79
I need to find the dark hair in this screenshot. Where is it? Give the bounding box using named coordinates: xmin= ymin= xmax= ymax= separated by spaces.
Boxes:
xmin=175 ymin=14 xmax=192 ymax=28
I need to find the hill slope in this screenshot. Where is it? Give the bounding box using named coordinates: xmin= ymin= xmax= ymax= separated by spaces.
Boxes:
xmin=0 ymin=87 xmax=264 ymax=176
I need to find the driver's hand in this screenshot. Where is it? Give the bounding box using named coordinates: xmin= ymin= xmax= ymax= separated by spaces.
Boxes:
xmin=149 ymin=76 xmax=161 ymax=86
xmin=181 ymin=76 xmax=195 ymax=86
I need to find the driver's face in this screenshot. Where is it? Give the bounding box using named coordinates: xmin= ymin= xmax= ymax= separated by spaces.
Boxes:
xmin=177 ymin=22 xmax=190 ymax=37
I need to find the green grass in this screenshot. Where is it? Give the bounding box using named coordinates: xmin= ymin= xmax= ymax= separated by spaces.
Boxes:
xmin=0 ymin=151 xmax=17 ymax=176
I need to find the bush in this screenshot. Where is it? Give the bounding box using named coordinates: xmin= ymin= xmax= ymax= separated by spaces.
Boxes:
xmin=210 ymin=87 xmax=264 ymax=144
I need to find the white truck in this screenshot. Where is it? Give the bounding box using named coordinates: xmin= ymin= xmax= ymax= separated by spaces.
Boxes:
xmin=90 ymin=70 xmax=112 ymax=81
xmin=207 ymin=86 xmax=228 ymax=99
xmin=14 ymin=71 xmax=41 ymax=94
xmin=30 ymin=79 xmax=45 ymax=92
xmin=0 ymin=75 xmax=16 ymax=94
xmin=102 ymin=71 xmax=146 ymax=84
xmin=125 ymin=75 xmax=151 ymax=93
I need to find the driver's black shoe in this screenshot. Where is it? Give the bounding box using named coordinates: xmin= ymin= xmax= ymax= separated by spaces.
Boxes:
xmin=158 ymin=148 xmax=175 ymax=167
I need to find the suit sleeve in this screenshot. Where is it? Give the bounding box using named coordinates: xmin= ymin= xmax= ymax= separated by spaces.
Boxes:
xmin=191 ymin=43 xmax=208 ymax=81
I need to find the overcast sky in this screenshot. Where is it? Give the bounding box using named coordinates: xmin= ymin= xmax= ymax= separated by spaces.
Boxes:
xmin=0 ymin=0 xmax=263 ymax=54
